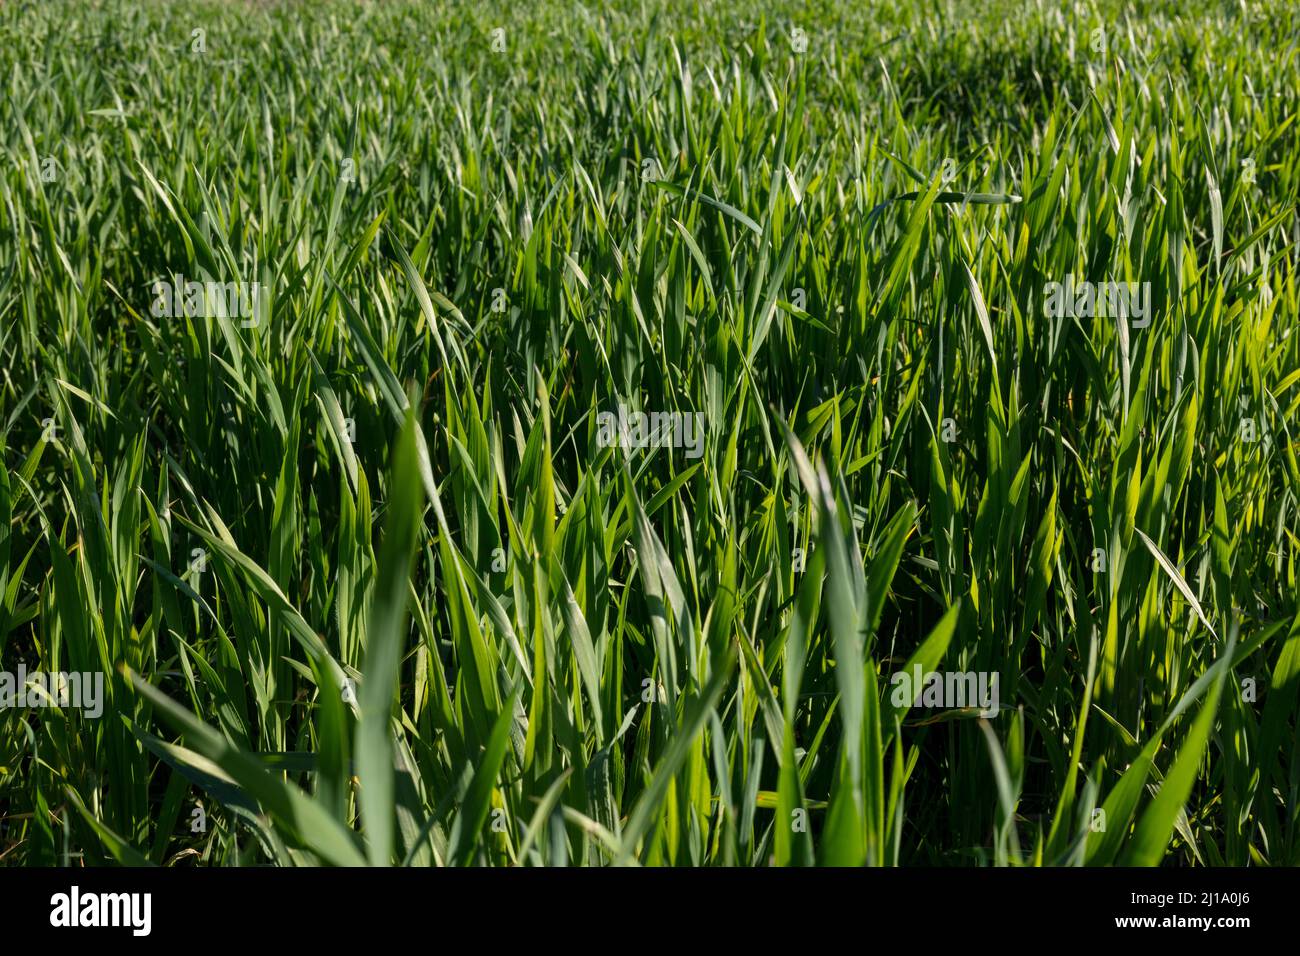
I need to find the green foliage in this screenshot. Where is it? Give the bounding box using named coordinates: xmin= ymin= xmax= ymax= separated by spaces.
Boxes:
xmin=1 ymin=0 xmax=1297 ymax=866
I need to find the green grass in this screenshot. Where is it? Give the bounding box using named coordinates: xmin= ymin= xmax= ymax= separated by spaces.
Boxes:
xmin=1 ymin=0 xmax=1298 ymax=866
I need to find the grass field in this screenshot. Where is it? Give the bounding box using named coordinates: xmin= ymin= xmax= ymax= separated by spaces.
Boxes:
xmin=1 ymin=0 xmax=1298 ymax=867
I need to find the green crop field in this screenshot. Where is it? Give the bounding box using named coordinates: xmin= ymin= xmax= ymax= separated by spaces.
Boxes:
xmin=0 ymin=0 xmax=1297 ymax=868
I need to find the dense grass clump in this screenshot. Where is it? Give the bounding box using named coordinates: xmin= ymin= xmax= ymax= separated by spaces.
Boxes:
xmin=1 ymin=0 xmax=1298 ymax=866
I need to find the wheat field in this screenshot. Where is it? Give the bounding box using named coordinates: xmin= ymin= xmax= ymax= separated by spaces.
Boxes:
xmin=1 ymin=0 xmax=1298 ymax=867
